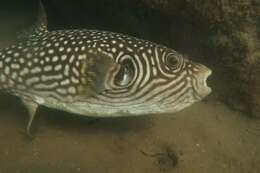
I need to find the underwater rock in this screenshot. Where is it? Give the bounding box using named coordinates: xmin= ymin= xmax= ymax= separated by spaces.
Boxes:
xmin=139 ymin=0 xmax=260 ymax=117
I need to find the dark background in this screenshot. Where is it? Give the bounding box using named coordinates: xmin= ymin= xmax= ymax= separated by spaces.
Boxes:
xmin=0 ymin=0 xmax=209 ymax=60
xmin=0 ymin=1 xmax=259 ymax=172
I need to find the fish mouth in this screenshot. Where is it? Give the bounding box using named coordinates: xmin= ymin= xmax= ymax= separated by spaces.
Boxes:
xmin=203 ymin=69 xmax=212 ymax=95
xmin=194 ymin=65 xmax=212 ymax=99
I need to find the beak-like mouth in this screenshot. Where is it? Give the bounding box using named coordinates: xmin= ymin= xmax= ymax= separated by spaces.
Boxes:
xmin=203 ymin=69 xmax=212 ymax=95
xmin=194 ymin=65 xmax=212 ymax=99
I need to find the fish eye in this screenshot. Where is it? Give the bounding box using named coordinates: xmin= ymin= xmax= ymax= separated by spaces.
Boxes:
xmin=166 ymin=54 xmax=179 ymax=67
xmin=114 ymin=59 xmax=134 ymax=86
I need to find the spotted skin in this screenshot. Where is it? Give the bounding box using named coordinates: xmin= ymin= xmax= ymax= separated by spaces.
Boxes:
xmin=0 ymin=30 xmax=121 ymax=102
xmin=0 ymin=3 xmax=212 ymax=135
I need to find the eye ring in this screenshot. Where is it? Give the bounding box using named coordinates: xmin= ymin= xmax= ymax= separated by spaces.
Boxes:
xmin=166 ymin=54 xmax=179 ymax=68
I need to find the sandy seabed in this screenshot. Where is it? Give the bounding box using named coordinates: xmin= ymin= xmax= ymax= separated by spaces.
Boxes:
xmin=0 ymin=94 xmax=259 ymax=173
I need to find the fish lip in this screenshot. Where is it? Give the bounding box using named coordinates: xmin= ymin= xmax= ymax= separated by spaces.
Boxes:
xmin=194 ymin=68 xmax=212 ymax=99
xmin=203 ymin=69 xmax=212 ymax=92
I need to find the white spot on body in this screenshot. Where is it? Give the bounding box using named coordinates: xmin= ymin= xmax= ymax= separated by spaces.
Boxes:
xmin=59 ymin=47 xmax=64 ymax=52
xmin=40 ymin=51 xmax=46 ymax=57
xmin=60 ymin=79 xmax=70 ymax=86
xmin=52 ymin=56 xmax=59 ymax=62
xmin=7 ymin=50 xmax=12 ymax=54
xmin=151 ymin=57 xmax=155 ymax=66
xmin=26 ymin=53 xmax=32 ymax=58
xmin=75 ymin=61 xmax=80 ymax=67
xmin=31 ymin=67 xmax=42 ymax=74
xmin=64 ymin=65 xmax=70 ymax=76
xmin=112 ymin=48 xmax=117 ymax=53
xmin=46 ymin=43 xmax=51 ymax=47
xmin=71 ymin=76 xmax=79 ymax=84
xmin=54 ymin=64 xmax=62 ymax=71
xmin=48 ymin=49 xmax=54 ymax=54
xmin=45 ymin=57 xmax=50 ymax=62
xmin=33 ymin=96 xmax=45 ymax=105
xmin=20 ymin=68 xmax=29 ymax=76
xmin=44 ymin=65 xmax=53 ymax=72
xmin=33 ymin=58 xmax=39 ymax=63
xmin=152 ymin=67 xmax=158 ymax=76
xmin=27 ymin=61 xmax=33 ymax=67
xmin=11 ymin=64 xmax=20 ymax=69
xmin=11 ymin=72 xmax=17 ymax=79
xmin=26 ymin=77 xmax=40 ymax=86
xmin=41 ymin=74 xmax=63 ymax=81
xmin=78 ymin=54 xmax=86 ymax=60
xmin=127 ymin=47 xmax=134 ymax=52
xmin=8 ymin=80 xmax=15 ymax=88
xmin=54 ymin=42 xmax=60 ymax=47
xmin=5 ymin=57 xmax=11 ymax=63
xmin=18 ymin=77 xmax=23 ymax=83
xmin=69 ymin=55 xmax=75 ymax=63
xmin=68 ymin=87 xmax=76 ymax=94
xmin=67 ymin=47 xmax=72 ymax=53
xmin=72 ymin=68 xmax=80 ymax=77
xmin=57 ymin=88 xmax=67 ymax=95
xmin=0 ymin=74 xmax=6 ymax=82
xmin=17 ymin=84 xmax=26 ymax=90
xmin=14 ymin=53 xmax=20 ymax=57
xmin=22 ymin=48 xmax=28 ymax=52
xmin=34 ymin=82 xmax=59 ymax=90
xmin=81 ymin=46 xmax=86 ymax=51
xmin=4 ymin=67 xmax=10 ymax=75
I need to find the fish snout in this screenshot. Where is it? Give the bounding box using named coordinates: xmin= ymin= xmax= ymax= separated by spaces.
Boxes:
xmin=193 ymin=64 xmax=212 ymax=99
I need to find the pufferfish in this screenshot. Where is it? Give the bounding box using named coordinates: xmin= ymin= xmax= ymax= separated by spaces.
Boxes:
xmin=0 ymin=1 xmax=212 ymax=135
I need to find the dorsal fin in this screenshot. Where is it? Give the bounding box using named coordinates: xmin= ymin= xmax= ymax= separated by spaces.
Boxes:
xmin=17 ymin=0 xmax=48 ymax=40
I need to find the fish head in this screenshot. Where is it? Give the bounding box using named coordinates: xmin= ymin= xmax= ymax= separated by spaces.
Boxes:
xmin=102 ymin=46 xmax=212 ymax=115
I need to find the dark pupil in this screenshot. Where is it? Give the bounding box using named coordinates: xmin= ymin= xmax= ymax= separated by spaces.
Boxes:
xmin=168 ymin=56 xmax=178 ymax=66
xmin=115 ymin=59 xmax=134 ymax=86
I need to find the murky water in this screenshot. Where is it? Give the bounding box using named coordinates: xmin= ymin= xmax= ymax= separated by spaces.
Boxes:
xmin=0 ymin=95 xmax=259 ymax=173
xmin=0 ymin=1 xmax=259 ymax=173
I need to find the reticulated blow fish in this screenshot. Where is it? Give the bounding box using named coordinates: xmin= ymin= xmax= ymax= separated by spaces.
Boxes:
xmin=0 ymin=1 xmax=212 ymax=135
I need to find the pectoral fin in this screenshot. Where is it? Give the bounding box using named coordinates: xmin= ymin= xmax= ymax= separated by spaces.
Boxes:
xmin=77 ymin=51 xmax=120 ymax=99
xmin=21 ymin=98 xmax=39 ymax=137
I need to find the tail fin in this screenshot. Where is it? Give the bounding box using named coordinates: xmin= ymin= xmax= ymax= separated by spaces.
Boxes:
xmin=16 ymin=0 xmax=48 ymax=40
